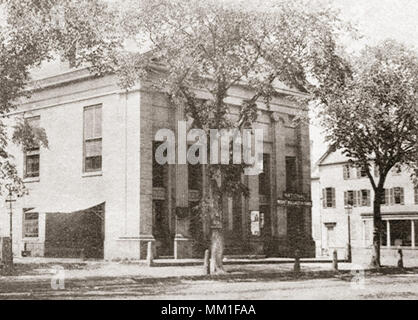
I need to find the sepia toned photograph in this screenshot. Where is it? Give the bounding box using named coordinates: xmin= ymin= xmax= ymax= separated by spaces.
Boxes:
xmin=0 ymin=0 xmax=417 ymax=305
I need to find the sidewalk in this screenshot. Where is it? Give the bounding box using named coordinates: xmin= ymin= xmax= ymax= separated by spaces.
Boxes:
xmin=2 ymin=253 xmax=417 ymax=284
xmin=1 ymin=255 xmax=408 ymax=284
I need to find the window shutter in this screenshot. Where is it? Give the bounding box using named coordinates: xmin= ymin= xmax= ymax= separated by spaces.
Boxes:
xmin=389 ymin=188 xmax=394 ymax=205
xmin=322 ymin=189 xmax=326 ymax=209
xmin=384 ymin=189 xmax=389 ymax=206
xmin=331 ymin=188 xmax=336 ymax=208
xmin=367 ymin=190 xmax=371 ymax=207
xmin=400 ymin=188 xmax=404 ymax=205
xmin=344 ymin=191 xmax=348 ymax=206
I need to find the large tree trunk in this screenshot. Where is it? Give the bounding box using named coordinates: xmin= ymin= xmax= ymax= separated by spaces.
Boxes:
xmin=370 ymin=188 xmax=383 ymax=268
xmin=210 ymin=224 xmax=225 ymax=274
xmin=205 ymin=174 xmax=226 ymax=274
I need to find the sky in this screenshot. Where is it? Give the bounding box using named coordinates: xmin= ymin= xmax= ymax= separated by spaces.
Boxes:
xmin=310 ymin=0 xmax=418 ymax=166
xmin=2 ymin=0 xmax=416 ymax=165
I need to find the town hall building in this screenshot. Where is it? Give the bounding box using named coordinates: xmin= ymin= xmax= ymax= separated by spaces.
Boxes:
xmin=0 ymin=61 xmax=314 ymax=260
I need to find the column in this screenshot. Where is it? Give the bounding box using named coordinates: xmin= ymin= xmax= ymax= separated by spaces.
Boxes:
xmin=386 ymin=220 xmax=391 ymax=248
xmin=138 ymin=90 xmax=155 ymax=259
xmin=272 ymin=113 xmax=287 ymax=255
xmin=248 ymin=173 xmax=262 ymax=254
xmin=411 ymin=220 xmax=415 ymax=248
xmin=362 ymin=220 xmax=366 ymax=247
xmin=297 ymin=119 xmax=315 ymax=257
xmin=174 ymin=104 xmax=193 ymax=259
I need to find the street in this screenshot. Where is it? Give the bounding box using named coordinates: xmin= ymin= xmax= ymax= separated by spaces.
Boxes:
xmin=1 ymin=270 xmax=418 ymax=300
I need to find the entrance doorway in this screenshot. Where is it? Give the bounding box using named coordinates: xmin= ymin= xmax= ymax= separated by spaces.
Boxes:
xmin=287 ymin=207 xmax=305 ymax=256
xmin=260 ymin=205 xmax=272 ymax=255
xmin=153 ymin=200 xmax=173 ymax=257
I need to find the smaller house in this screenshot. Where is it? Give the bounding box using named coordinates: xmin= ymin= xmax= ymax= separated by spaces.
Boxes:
xmin=312 ymin=148 xmax=418 ymax=263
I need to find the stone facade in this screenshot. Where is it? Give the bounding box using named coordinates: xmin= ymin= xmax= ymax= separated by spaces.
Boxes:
xmin=0 ymin=63 xmax=314 ymax=260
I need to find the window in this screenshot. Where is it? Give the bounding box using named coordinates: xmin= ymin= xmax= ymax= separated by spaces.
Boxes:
xmin=23 ymin=211 xmax=39 ymax=238
xmin=24 ymin=117 xmax=40 ymax=178
xmin=357 ymin=166 xmax=367 ymax=178
xmin=153 ymin=142 xmax=167 ymax=188
xmin=343 ymin=165 xmax=351 ymax=180
xmin=344 ymin=190 xmax=355 ymax=206
xmin=415 ymin=188 xmax=418 ymax=205
xmin=393 ymin=187 xmax=404 ymax=205
xmin=323 ymin=188 xmax=336 ymax=208
xmin=286 ymin=156 xmax=298 ymax=193
xmin=83 ymin=105 xmax=102 ymax=172
xmin=415 ymin=221 xmax=418 ymax=247
xmin=259 ymin=154 xmax=270 ymax=195
xmin=390 ymin=220 xmax=412 ymax=247
xmin=360 ymin=190 xmax=371 ymax=207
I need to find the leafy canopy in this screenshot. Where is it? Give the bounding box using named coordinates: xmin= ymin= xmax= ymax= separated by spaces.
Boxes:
xmin=319 ymin=40 xmax=418 ymax=190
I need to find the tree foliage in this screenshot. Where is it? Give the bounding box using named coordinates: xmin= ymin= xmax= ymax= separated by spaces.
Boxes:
xmin=0 ymin=0 xmax=123 ymax=195
xmin=318 ymin=40 xmax=418 ymax=266
xmin=112 ymin=0 xmax=353 ymax=271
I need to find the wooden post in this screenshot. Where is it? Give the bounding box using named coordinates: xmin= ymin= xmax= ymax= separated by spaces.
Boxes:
xmin=397 ymin=249 xmax=404 ymax=269
xmin=203 ymin=249 xmax=210 ymax=275
xmin=332 ymin=250 xmax=338 ymax=272
xmin=293 ymin=249 xmax=301 ymax=273
xmin=146 ymin=241 xmax=154 ymax=267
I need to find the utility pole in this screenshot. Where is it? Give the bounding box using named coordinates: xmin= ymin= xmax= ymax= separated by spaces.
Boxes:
xmin=5 ymin=188 xmax=16 ymax=267
xmin=345 ymin=205 xmax=353 ymax=263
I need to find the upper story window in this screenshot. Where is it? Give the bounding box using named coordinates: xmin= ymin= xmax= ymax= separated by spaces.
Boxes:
xmin=360 ymin=189 xmax=371 ymax=207
xmin=153 ymin=141 xmax=166 ymax=188
xmin=381 ymin=188 xmax=404 ymax=206
xmin=285 ymin=156 xmax=298 ymax=193
xmin=415 ymin=187 xmax=418 ymax=205
xmin=24 ymin=117 xmax=41 ymax=178
xmin=357 ymin=166 xmax=367 ymax=178
xmin=322 ymin=187 xmax=336 ymax=208
xmin=343 ymin=164 xmax=351 ymax=180
xmin=83 ymin=105 xmax=102 ymax=172
xmin=393 ymin=187 xmax=404 ymax=205
xmin=344 ymin=190 xmax=371 ymax=207
xmin=23 ymin=210 xmax=39 ymax=238
xmin=344 ymin=190 xmax=355 ymax=206
xmin=259 ymin=153 xmax=270 ymax=196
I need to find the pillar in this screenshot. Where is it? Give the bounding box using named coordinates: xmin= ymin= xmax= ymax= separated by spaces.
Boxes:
xmin=138 ymin=90 xmax=155 ymax=259
xmin=174 ymin=104 xmax=193 ymax=259
xmin=297 ymin=117 xmax=315 ymax=257
xmin=411 ymin=220 xmax=415 ymax=248
xmin=272 ymin=113 xmax=287 ymax=255
xmin=386 ymin=220 xmax=391 ymax=247
xmin=248 ymin=173 xmax=262 ymax=254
